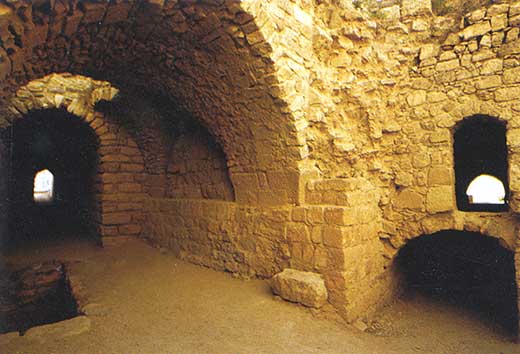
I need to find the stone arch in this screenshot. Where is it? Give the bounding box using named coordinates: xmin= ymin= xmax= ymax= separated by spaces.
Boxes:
xmin=0 ymin=0 xmax=315 ymax=206
xmin=0 ymin=73 xmax=147 ymax=241
xmin=393 ymin=229 xmax=519 ymax=336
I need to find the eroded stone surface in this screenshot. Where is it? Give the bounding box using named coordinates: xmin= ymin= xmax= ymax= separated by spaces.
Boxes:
xmin=270 ymin=268 xmax=328 ymax=308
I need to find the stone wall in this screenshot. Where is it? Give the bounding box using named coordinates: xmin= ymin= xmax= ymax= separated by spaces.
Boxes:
xmin=141 ymin=175 xmax=383 ymax=321
xmin=2 ymin=0 xmax=520 ymax=334
xmin=1 ymin=74 xmax=147 ymax=240
xmin=0 ymin=0 xmax=309 ymax=208
xmin=167 ymin=128 xmax=235 ymax=201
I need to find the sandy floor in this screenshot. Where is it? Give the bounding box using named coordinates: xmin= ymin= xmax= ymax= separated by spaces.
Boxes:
xmin=2 ymin=237 xmax=519 ymax=354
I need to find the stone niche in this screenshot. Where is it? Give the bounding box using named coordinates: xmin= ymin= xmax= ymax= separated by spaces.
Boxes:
xmin=166 ymin=126 xmax=235 ymax=201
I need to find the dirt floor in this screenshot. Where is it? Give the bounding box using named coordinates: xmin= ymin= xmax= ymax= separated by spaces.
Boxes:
xmin=1 ymin=237 xmax=519 ymax=354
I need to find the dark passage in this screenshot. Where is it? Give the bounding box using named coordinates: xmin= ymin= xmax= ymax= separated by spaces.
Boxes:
xmin=395 ymin=230 xmax=518 ymax=337
xmin=4 ymin=109 xmax=99 ymax=248
xmin=0 ymin=261 xmax=79 ymax=334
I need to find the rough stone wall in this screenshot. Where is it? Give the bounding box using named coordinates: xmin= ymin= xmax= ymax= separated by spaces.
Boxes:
xmin=2 ymin=74 xmax=147 ymax=240
xmin=3 ymin=0 xmax=520 ymax=332
xmin=167 ymin=129 xmax=235 ymax=201
xmin=0 ymin=0 xmax=310 ymax=207
xmin=273 ymin=0 xmax=520 ymax=323
xmin=142 ymin=175 xmax=382 ymax=321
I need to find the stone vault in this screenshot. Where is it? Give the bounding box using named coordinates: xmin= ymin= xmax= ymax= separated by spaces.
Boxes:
xmin=1 ymin=0 xmax=520 ymax=339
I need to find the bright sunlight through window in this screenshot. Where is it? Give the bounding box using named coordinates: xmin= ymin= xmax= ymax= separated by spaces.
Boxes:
xmin=33 ymin=169 xmax=54 ymax=203
xmin=466 ymin=174 xmax=505 ymax=205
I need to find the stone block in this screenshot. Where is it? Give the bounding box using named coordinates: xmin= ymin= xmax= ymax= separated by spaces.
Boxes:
xmin=428 ymin=167 xmax=452 ymax=185
xmin=475 ymin=75 xmax=502 ymax=89
xmin=503 ymin=66 xmax=520 ymax=84
xmin=323 ymin=225 xmax=347 ymax=248
xmin=406 ymin=90 xmax=426 ymax=107
xmin=490 ymin=14 xmax=508 ymax=31
xmin=118 ymin=183 xmax=142 ymax=193
xmin=104 ymin=2 xmax=132 ymax=24
xmin=394 ymin=190 xmax=423 ymax=210
xmin=486 ymin=3 xmax=509 ymax=16
xmin=510 ymin=14 xmax=520 ymax=27
xmin=480 ymin=59 xmax=503 ymax=75
xmin=380 ymin=5 xmax=400 ymax=21
xmin=307 ymin=206 xmax=324 ymax=225
xmin=291 ymin=207 xmax=306 ymax=222
xmin=426 ymin=186 xmax=454 ymax=213
xmin=507 ymin=129 xmax=520 ymax=149
xmin=495 ymin=87 xmax=520 ymax=102
xmin=511 ymin=3 xmax=520 ymax=17
xmin=102 ymin=212 xmax=131 ymax=225
xmin=401 ymin=0 xmax=431 ymax=17
xmin=435 ymin=59 xmax=459 ymax=72
xmin=324 ymin=207 xmax=355 ymax=226
xmin=461 ymin=21 xmax=491 ymax=41
xmin=118 ymin=224 xmax=141 ymax=235
xmin=467 ymin=9 xmax=485 ymax=24
xmin=286 ymin=223 xmax=310 ymax=243
xmin=270 ymin=268 xmax=328 ymax=308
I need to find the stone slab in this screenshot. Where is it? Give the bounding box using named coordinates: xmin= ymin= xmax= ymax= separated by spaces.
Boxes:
xmin=270 ymin=268 xmax=328 ymax=308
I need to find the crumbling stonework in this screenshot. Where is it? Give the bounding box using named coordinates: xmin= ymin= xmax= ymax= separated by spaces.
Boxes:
xmin=2 ymin=0 xmax=520 ymax=338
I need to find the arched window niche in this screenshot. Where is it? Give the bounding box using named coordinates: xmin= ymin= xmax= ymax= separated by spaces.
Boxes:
xmin=33 ymin=169 xmax=54 ymax=204
xmin=454 ymin=115 xmax=508 ymax=212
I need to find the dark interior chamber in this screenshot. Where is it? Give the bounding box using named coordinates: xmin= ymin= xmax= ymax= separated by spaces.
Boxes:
xmin=395 ymin=230 xmax=518 ymax=337
xmin=4 ymin=109 xmax=99 ymax=247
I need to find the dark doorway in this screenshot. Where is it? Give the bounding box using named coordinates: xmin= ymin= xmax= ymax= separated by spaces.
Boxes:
xmin=4 ymin=109 xmax=99 ymax=248
xmin=395 ymin=230 xmax=518 ymax=337
xmin=454 ymin=115 xmax=508 ymax=211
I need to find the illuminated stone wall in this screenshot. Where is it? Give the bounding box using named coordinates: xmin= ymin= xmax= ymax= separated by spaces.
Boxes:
xmin=2 ymin=0 xmax=520 ymax=333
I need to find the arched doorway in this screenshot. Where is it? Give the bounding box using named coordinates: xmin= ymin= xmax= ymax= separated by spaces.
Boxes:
xmin=395 ymin=230 xmax=518 ymax=337
xmin=6 ymin=109 xmax=99 ymax=247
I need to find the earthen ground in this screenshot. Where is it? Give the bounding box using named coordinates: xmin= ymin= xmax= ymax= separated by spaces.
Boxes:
xmin=2 ymin=237 xmax=518 ymax=354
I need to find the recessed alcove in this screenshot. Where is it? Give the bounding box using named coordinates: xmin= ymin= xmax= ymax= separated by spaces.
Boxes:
xmin=5 ymin=109 xmax=99 ymax=247
xmin=394 ymin=230 xmax=518 ymax=337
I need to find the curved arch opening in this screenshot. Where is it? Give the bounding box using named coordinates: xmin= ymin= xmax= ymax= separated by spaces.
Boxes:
xmin=5 ymin=109 xmax=100 ymax=247
xmin=394 ymin=230 xmax=518 ymax=338
xmin=454 ymin=115 xmax=508 ymax=212
xmin=466 ymin=174 xmax=506 ymax=205
xmin=33 ymin=169 xmax=54 ymax=204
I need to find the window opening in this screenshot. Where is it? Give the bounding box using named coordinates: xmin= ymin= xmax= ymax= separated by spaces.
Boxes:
xmin=33 ymin=169 xmax=54 ymax=203
xmin=454 ymin=115 xmax=508 ymax=211
xmin=466 ymin=174 xmax=506 ymax=205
